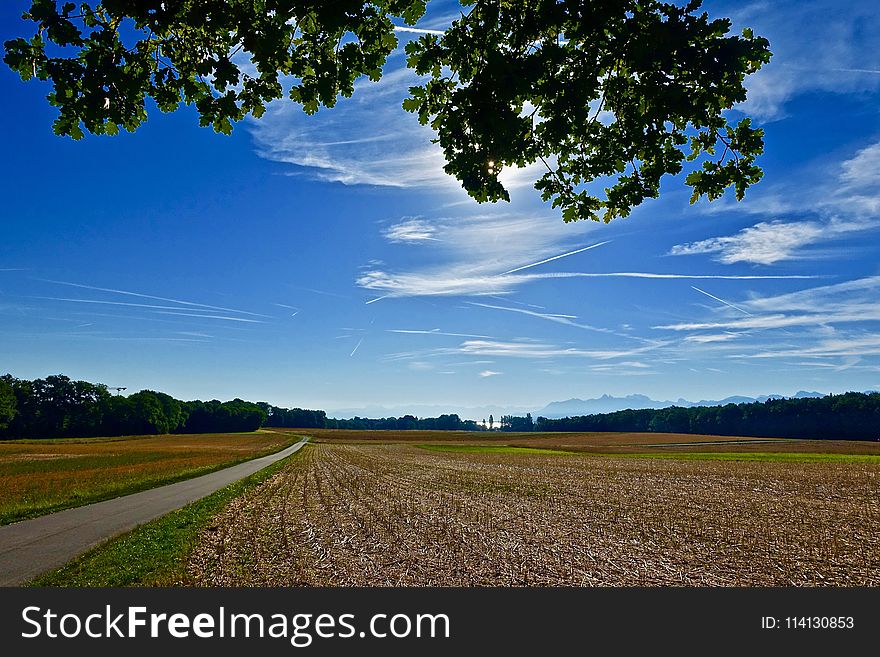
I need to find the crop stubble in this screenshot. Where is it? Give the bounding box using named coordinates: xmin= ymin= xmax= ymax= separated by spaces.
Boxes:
xmin=186 ymin=444 xmax=879 ymax=586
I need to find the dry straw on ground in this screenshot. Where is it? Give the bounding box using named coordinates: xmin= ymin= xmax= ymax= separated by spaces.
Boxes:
xmin=186 ymin=444 xmax=879 ymax=586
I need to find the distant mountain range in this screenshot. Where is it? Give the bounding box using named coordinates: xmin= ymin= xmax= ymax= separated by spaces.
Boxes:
xmin=327 ymin=392 xmax=828 ymax=422
xmin=326 ymin=403 xmax=534 ymax=421
xmin=534 ymin=391 xmax=826 ymax=419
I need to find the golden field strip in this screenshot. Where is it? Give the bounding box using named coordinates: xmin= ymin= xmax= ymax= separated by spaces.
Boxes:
xmin=0 ymin=431 xmax=298 ymax=525
xmin=185 ymin=440 xmax=880 ymax=587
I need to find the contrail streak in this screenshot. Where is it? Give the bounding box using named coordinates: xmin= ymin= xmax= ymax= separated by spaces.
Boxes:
xmin=534 ymin=272 xmax=819 ymax=280
xmin=467 ymin=301 xmax=629 ymax=339
xmin=393 ymin=25 xmax=446 ymax=35
xmin=690 ymin=286 xmax=753 ymax=316
xmin=501 ymin=241 xmax=610 ymax=275
xmin=39 ymin=279 xmax=271 ymax=317
xmin=33 ymin=297 xmax=250 ymax=314
xmin=350 ymin=337 xmax=364 ymax=357
xmin=154 ymin=311 xmax=263 ymax=323
xmin=387 ymin=329 xmax=494 ymax=339
xmin=782 ymin=64 xmax=880 ymax=75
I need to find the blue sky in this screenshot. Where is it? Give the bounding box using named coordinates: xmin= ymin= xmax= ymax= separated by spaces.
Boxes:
xmin=2 ymin=0 xmax=880 ymax=418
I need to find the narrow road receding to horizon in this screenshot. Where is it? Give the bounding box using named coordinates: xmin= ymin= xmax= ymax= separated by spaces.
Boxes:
xmin=0 ymin=437 xmax=309 ymax=586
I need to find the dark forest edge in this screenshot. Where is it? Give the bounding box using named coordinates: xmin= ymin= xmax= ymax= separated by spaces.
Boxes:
xmin=534 ymin=393 xmax=880 ymax=441
xmin=0 ymin=373 xmax=481 ymax=439
xmin=1 ymin=374 xmax=878 ymax=441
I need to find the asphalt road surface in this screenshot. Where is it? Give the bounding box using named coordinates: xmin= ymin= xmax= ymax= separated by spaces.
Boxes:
xmin=0 ymin=437 xmax=308 ymax=586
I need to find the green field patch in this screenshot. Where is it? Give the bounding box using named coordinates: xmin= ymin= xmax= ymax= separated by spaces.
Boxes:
xmin=599 ymin=452 xmax=880 ymax=464
xmin=417 ymin=444 xmax=573 ymax=456
xmin=631 ymin=439 xmax=790 ymax=447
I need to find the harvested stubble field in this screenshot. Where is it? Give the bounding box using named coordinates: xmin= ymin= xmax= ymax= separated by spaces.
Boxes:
xmin=0 ymin=431 xmax=298 ymax=525
xmin=185 ymin=443 xmax=880 ymax=587
xmin=296 ymin=428 xmax=880 ymax=455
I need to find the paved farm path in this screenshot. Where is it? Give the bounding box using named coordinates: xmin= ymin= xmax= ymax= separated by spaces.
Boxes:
xmin=0 ymin=437 xmax=309 ymax=586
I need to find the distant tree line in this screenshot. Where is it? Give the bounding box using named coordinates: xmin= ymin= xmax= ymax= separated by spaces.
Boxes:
xmin=257 ymin=404 xmax=328 ymax=430
xmin=3 ymin=374 xmax=876 ymax=441
xmin=251 ymin=405 xmax=486 ymax=432
xmin=0 ymin=374 xmax=267 ymax=438
xmin=532 ymin=392 xmax=880 ymax=441
xmin=499 ymin=413 xmax=535 ymax=432
xmin=0 ymin=374 xmax=484 ymax=439
xmin=323 ymin=414 xmax=483 ymax=432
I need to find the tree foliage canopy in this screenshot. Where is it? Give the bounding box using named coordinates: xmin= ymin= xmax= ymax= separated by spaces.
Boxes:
xmin=5 ymin=0 xmax=770 ymax=221
xmin=0 ymin=379 xmax=16 ymax=430
xmin=0 ymin=374 xmax=269 ymax=438
xmin=535 ymin=393 xmax=880 ymax=441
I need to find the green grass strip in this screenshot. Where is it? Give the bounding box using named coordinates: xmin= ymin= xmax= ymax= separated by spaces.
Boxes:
xmin=28 ymin=444 xmax=309 ymax=587
xmin=417 ymin=444 xmax=573 ymax=456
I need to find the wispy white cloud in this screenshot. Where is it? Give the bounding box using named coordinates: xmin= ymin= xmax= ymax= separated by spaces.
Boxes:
xmin=387 ymin=328 xmax=494 ymax=339
xmin=392 ymin=25 xmax=445 ymax=35
xmin=839 ymin=141 xmax=880 ymax=191
xmin=479 ymin=370 xmax=501 ymax=378
xmin=249 ymin=59 xmax=455 ymax=190
xmin=731 ymin=334 xmax=880 ymax=360
xmin=360 ymin=215 xmax=813 ymax=299
xmin=683 ymin=333 xmax=741 ymax=344
xmin=671 ymin=132 xmax=880 ymax=266
xmin=359 ymin=268 xmax=816 ymax=298
xmin=744 ymin=275 xmax=880 ymax=312
xmin=383 ymin=218 xmax=440 ymax=243
xmin=380 ymin=336 xmax=667 ymax=366
xmin=653 ymin=276 xmax=880 ymax=374
xmin=361 ymin=211 xmax=600 ymax=298
xmin=655 ymin=309 xmax=880 ymax=332
xmin=454 ymin=339 xmax=663 ymax=360
xmin=729 ymin=0 xmax=880 ymax=120
xmin=667 ymin=219 xmax=865 ymax=265
xmin=589 ymin=361 xmax=654 ymax=375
